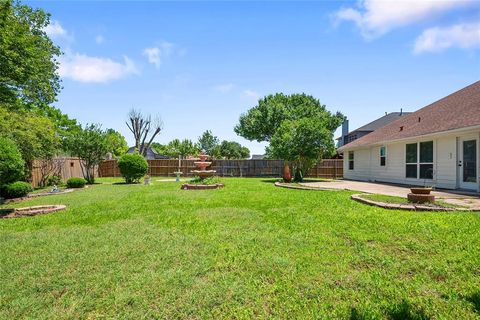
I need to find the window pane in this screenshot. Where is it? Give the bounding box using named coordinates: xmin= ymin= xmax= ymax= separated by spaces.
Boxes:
xmin=463 ymin=140 xmax=477 ymax=182
xmin=380 ymin=146 xmax=386 ymax=157
xmin=406 ymin=143 xmax=417 ymax=163
xmin=406 ymin=164 xmax=417 ymax=178
xmin=380 ymin=157 xmax=386 ymax=166
xmin=420 ymin=141 xmax=433 ymax=163
xmin=349 ymin=151 xmax=354 ymax=160
xmin=349 ymin=160 xmax=354 ymax=170
xmin=419 ymin=164 xmax=433 ymax=179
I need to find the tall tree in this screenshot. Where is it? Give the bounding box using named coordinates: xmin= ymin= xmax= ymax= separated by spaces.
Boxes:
xmin=105 ymin=129 xmax=128 ymax=158
xmin=197 ymin=130 xmax=219 ymax=157
xmin=0 ymin=0 xmax=61 ymax=107
xmin=126 ymin=109 xmax=163 ymax=157
xmin=0 ymin=106 xmax=60 ymax=178
xmin=266 ymin=118 xmax=336 ymax=181
xmin=65 ymin=124 xmax=108 ymax=184
xmin=234 ymin=93 xmax=344 ymax=142
xmin=218 ymin=141 xmax=250 ymax=159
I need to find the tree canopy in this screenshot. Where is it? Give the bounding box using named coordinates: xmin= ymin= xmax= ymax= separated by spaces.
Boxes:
xmin=235 ymin=93 xmax=343 ymax=181
xmin=0 ymin=0 xmax=61 ymax=107
xmin=234 ymin=93 xmax=344 ymax=142
xmin=218 ymin=141 xmax=250 ymax=159
xmin=65 ymin=124 xmax=108 ymax=184
xmin=197 ymin=130 xmax=220 ymax=157
xmin=266 ymin=118 xmax=336 ymax=180
xmin=105 ymin=129 xmax=128 ymax=158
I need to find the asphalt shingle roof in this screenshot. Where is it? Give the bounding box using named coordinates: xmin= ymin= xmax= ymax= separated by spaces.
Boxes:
xmin=338 ymin=81 xmax=480 ymax=151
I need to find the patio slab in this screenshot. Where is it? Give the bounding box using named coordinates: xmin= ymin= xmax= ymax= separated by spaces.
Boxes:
xmin=299 ymin=180 xmax=480 ymax=210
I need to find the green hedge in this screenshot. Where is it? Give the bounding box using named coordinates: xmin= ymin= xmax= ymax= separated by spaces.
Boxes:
xmin=0 ymin=137 xmax=25 ymax=185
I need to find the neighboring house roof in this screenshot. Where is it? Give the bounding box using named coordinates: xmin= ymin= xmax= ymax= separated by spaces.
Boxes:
xmin=352 ymin=112 xmax=412 ymax=133
xmin=251 ymin=154 xmax=266 ymax=160
xmin=338 ymin=81 xmax=480 ymax=151
xmin=127 ymin=146 xmax=169 ymax=159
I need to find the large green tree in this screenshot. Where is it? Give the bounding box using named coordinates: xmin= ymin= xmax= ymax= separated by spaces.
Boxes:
xmin=235 ymin=93 xmax=343 ymax=181
xmin=218 ymin=141 xmax=250 ymax=159
xmin=105 ymin=129 xmax=128 ymax=158
xmin=65 ymin=124 xmax=108 ymax=184
xmin=234 ymin=93 xmax=343 ymax=142
xmin=0 ymin=106 xmax=60 ymax=177
xmin=197 ymin=130 xmax=220 ymax=157
xmin=0 ymin=0 xmax=61 ymax=107
xmin=266 ymin=118 xmax=336 ymax=181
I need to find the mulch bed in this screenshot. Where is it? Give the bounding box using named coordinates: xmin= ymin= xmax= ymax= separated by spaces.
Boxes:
xmin=181 ymin=183 xmax=224 ymax=190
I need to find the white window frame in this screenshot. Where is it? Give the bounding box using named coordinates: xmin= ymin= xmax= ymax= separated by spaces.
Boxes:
xmin=405 ymin=141 xmax=434 ymax=180
xmin=348 ymin=151 xmax=354 ymax=170
xmin=380 ymin=146 xmax=386 ymax=167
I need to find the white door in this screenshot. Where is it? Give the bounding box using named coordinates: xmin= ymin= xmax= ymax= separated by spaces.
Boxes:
xmin=458 ymin=137 xmax=478 ymax=190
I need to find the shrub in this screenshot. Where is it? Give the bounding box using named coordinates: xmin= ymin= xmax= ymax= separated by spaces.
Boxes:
xmin=0 ymin=137 xmax=25 ymax=185
xmin=0 ymin=181 xmax=33 ymax=199
xmin=47 ymin=175 xmax=63 ymax=186
xmin=118 ymin=153 xmax=148 ymax=183
xmin=66 ymin=177 xmax=87 ymax=188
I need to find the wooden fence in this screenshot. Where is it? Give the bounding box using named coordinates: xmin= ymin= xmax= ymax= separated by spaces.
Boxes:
xmin=98 ymin=159 xmax=343 ymax=179
xmin=31 ymin=157 xmax=96 ymax=187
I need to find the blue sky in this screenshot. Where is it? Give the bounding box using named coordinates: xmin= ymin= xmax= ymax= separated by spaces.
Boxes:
xmin=32 ymin=0 xmax=480 ymax=155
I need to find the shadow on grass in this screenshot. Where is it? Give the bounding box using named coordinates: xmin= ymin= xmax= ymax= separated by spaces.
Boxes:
xmin=349 ymin=300 xmax=430 ymax=320
xmin=111 ymin=182 xmax=141 ymax=185
xmin=466 ymin=292 xmax=480 ymax=314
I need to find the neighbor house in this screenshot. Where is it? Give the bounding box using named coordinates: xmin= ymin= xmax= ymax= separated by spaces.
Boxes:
xmin=337 ymin=111 xmax=411 ymax=148
xmin=338 ymin=81 xmax=480 ymax=192
xmin=126 ymin=146 xmax=169 ymax=160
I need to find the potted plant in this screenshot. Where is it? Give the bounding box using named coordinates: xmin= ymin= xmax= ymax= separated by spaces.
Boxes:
xmin=410 ymin=168 xmax=434 ymax=194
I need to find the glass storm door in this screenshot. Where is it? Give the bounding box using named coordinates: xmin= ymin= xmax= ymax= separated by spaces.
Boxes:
xmin=459 ymin=138 xmax=478 ymax=190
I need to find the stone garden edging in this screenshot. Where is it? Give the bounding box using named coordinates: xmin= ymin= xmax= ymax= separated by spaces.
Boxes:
xmin=0 ymin=205 xmax=67 ymax=219
xmin=351 ymin=194 xmax=478 ymax=212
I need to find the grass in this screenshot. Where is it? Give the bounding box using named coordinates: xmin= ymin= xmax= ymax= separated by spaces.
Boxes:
xmin=1 ymin=177 xmax=479 ymax=319
xmin=361 ymin=194 xmax=468 ymax=209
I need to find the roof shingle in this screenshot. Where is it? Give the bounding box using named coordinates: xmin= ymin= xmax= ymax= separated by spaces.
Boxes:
xmin=338 ymin=81 xmax=480 ymax=151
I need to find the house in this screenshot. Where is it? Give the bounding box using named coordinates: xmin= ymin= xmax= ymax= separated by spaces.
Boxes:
xmin=126 ymin=146 xmax=169 ymax=160
xmin=338 ymin=81 xmax=480 ymax=192
xmin=337 ymin=111 xmax=411 ymax=148
xmin=251 ymin=154 xmax=266 ymax=160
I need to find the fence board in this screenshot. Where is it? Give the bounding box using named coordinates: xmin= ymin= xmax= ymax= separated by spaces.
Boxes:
xmin=98 ymin=159 xmax=343 ymax=179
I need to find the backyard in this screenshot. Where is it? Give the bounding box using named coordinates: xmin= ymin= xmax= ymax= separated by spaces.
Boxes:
xmin=1 ymin=178 xmax=479 ymax=319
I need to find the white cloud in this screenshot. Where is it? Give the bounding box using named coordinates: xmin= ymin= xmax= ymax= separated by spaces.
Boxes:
xmin=143 ymin=42 xmax=174 ymax=69
xmin=335 ymin=0 xmax=472 ymax=38
xmin=44 ymin=20 xmax=69 ymax=39
xmin=59 ymin=53 xmax=138 ymax=83
xmin=95 ymin=35 xmax=105 ymax=44
xmin=414 ymin=22 xmax=480 ymax=53
xmin=243 ymin=90 xmax=260 ymax=101
xmin=213 ymin=83 xmax=234 ymax=93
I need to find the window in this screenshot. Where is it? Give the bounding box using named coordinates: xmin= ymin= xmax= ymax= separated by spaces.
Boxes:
xmin=380 ymin=146 xmax=386 ymax=166
xmin=405 ymin=141 xmax=434 ymax=179
xmin=348 ymin=151 xmax=354 ymax=170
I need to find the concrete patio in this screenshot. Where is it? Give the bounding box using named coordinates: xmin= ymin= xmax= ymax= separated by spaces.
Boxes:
xmin=300 ymin=180 xmax=480 ymax=210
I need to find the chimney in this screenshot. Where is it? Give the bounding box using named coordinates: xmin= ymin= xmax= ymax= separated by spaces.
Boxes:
xmin=341 ymin=119 xmax=349 ymax=146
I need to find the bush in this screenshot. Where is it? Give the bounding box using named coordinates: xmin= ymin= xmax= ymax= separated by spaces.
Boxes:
xmin=118 ymin=153 xmax=148 ymax=183
xmin=47 ymin=175 xmax=63 ymax=186
xmin=66 ymin=177 xmax=87 ymax=188
xmin=0 ymin=137 xmax=25 ymax=185
xmin=0 ymin=181 xmax=33 ymax=199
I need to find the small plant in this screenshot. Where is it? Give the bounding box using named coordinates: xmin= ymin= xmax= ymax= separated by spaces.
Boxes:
xmin=66 ymin=177 xmax=87 ymax=188
xmin=118 ymin=153 xmax=148 ymax=184
xmin=189 ymin=176 xmax=221 ymax=185
xmin=47 ymin=175 xmax=63 ymax=186
xmin=0 ymin=181 xmax=33 ymax=199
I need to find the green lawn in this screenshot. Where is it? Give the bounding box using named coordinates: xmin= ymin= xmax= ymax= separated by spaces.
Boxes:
xmin=1 ymin=178 xmax=479 ymax=319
